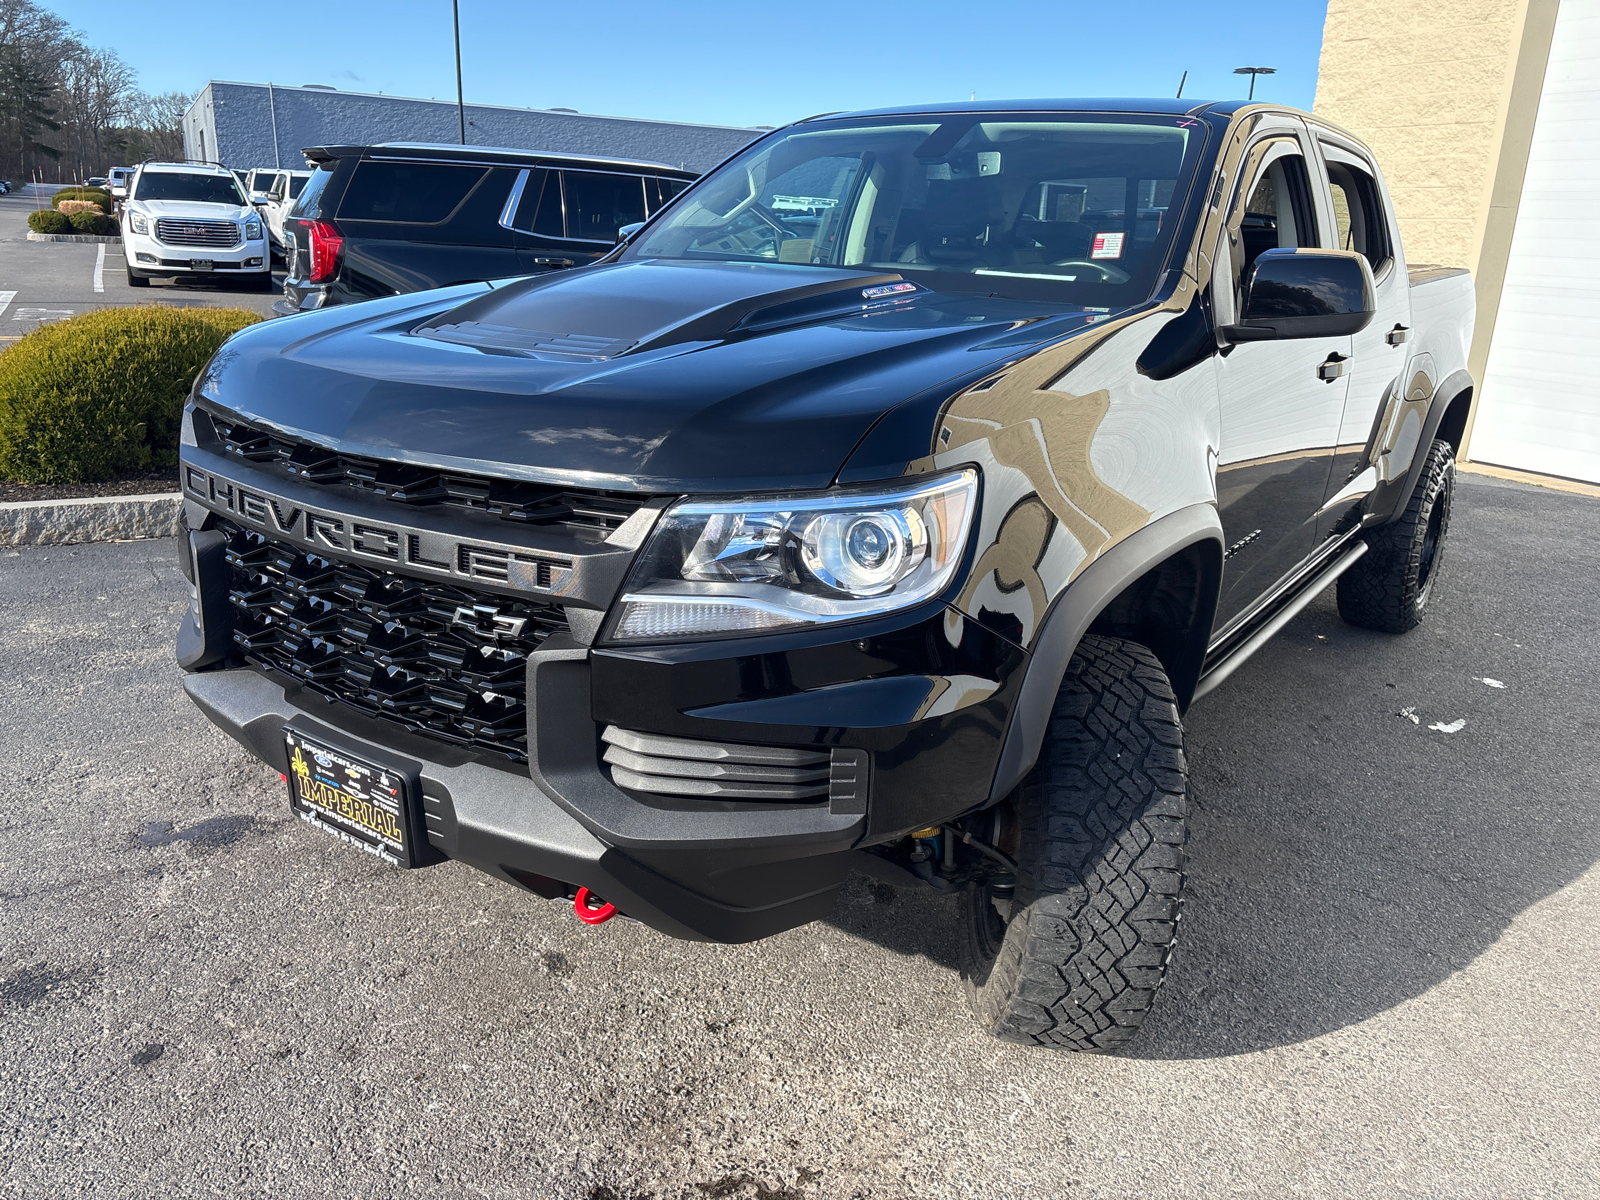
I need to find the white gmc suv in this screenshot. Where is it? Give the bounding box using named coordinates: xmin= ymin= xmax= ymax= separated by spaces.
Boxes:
xmin=121 ymin=162 xmax=272 ymax=290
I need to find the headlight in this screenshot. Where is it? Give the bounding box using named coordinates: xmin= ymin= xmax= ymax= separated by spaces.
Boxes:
xmin=244 ymin=219 xmax=262 ymax=240
xmin=129 ymin=211 xmax=149 ymax=234
xmin=607 ymin=468 xmax=978 ymax=643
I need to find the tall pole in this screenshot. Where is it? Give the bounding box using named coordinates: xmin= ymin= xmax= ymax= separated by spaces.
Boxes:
xmin=453 ymin=0 xmax=466 ymax=145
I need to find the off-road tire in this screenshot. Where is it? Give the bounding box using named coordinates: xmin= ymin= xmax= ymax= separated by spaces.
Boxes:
xmin=961 ymin=635 xmax=1188 ymax=1052
xmin=1337 ymin=437 xmax=1454 ymax=633
xmin=125 ymin=267 xmax=150 ymax=288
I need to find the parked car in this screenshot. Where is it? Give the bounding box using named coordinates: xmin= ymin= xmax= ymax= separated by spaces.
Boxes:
xmin=244 ymin=168 xmax=313 ymax=251
xmin=83 ymin=175 xmax=108 ymax=188
xmin=107 ymin=166 xmax=133 ymax=202
xmin=272 ymin=142 xmax=696 ymax=316
xmin=120 ymin=161 xmax=272 ymax=289
xmin=176 ymin=99 xmax=1475 ymax=1052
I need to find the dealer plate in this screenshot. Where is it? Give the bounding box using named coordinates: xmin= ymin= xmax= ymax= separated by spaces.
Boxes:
xmin=284 ymin=728 xmax=414 ymax=867
xmin=190 ymin=259 xmax=214 ymax=271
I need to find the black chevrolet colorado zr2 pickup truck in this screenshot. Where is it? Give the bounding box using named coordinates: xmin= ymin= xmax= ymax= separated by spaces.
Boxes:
xmin=175 ymin=99 xmax=1475 ymax=1052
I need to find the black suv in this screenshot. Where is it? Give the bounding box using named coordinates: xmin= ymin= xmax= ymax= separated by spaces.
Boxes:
xmin=274 ymin=142 xmax=696 ymax=316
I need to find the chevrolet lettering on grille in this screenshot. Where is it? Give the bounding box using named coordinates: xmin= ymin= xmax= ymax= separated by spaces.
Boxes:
xmin=183 ymin=462 xmax=575 ymax=596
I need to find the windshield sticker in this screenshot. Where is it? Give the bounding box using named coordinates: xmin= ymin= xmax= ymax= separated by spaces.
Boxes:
xmin=862 ymin=282 xmax=919 ymax=300
xmin=1091 ymin=232 xmax=1126 ymax=260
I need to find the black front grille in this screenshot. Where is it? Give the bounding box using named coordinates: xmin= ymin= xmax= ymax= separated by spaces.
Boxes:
xmin=218 ymin=517 xmax=567 ymax=761
xmin=201 ymin=408 xmax=647 ymax=538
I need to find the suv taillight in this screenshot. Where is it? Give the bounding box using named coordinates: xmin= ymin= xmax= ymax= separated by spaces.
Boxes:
xmin=306 ymin=221 xmax=343 ymax=283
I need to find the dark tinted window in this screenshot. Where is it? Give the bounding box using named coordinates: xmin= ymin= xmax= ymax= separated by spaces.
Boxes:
xmin=134 ymin=171 xmax=245 ymax=205
xmin=291 ymin=164 xmax=335 ymax=219
xmin=1325 ymin=159 xmax=1392 ymax=270
xmin=288 ymin=176 xmax=308 ymax=199
xmin=562 ymin=171 xmax=646 ymax=242
xmin=646 ymin=177 xmax=689 ymax=213
xmin=510 ymin=169 xmax=563 ymax=238
xmin=337 ymin=162 xmax=489 ymax=224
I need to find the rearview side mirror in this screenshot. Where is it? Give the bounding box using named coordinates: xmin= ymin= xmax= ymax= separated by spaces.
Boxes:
xmin=249 ymin=191 xmax=271 ymax=206
xmin=616 ymin=221 xmax=645 ymax=244
xmin=1223 ymin=248 xmax=1375 ymax=342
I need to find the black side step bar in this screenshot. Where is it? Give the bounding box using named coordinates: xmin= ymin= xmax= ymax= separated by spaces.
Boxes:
xmin=1191 ymin=541 xmax=1369 ymax=703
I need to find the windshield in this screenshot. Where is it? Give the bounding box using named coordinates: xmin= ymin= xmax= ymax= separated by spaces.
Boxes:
xmin=134 ymin=172 xmax=245 ymax=205
xmin=624 ymin=113 xmax=1207 ymax=304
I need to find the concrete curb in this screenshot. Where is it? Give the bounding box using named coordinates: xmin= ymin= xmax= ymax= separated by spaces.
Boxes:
xmin=25 ymin=231 xmax=122 ymax=244
xmin=0 ymin=492 xmax=181 ymax=547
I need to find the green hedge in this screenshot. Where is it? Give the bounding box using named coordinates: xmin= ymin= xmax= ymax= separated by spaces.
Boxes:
xmin=0 ymin=306 xmax=265 ymax=484
xmin=67 ymin=210 xmax=118 ymax=235
xmin=52 ymin=187 xmax=111 ymax=212
xmin=28 ymin=209 xmax=71 ymax=234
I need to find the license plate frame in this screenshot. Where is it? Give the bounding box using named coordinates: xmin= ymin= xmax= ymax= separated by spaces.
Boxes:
xmin=284 ymin=726 xmax=417 ymax=867
xmin=190 ymin=258 xmax=214 ymax=271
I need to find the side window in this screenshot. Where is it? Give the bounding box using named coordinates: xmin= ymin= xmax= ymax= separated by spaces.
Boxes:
xmin=510 ymin=169 xmax=563 ymax=238
xmin=561 ymin=171 xmax=647 ymax=242
xmin=1229 ymin=148 xmax=1320 ymax=297
xmin=337 ymin=162 xmax=490 ymax=224
xmin=646 ymin=177 xmax=688 ymax=214
xmin=1324 ymin=158 xmax=1392 ymax=270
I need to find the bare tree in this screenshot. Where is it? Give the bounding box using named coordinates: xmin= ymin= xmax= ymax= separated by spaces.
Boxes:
xmin=1 ymin=0 xmax=180 ymax=179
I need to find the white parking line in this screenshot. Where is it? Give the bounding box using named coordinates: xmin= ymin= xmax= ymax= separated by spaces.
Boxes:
xmin=0 ymin=291 xmax=14 ymax=319
xmin=93 ymin=244 xmax=105 ymax=293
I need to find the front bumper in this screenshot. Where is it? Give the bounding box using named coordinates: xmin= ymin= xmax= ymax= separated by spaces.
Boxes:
xmin=175 ymin=433 xmax=1027 ymax=942
xmin=126 ymin=229 xmax=268 ymax=273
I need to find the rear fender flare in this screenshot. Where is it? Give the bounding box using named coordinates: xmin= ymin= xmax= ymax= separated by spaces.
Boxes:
xmin=986 ymin=503 xmax=1223 ymax=803
xmin=1377 ymin=368 xmax=1472 ymax=524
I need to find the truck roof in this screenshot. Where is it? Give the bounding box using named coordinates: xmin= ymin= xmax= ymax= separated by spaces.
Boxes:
xmin=819 ymin=98 xmax=1273 ymax=121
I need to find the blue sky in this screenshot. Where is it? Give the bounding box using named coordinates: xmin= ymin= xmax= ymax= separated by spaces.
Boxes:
xmin=53 ymin=0 xmax=1330 ymax=129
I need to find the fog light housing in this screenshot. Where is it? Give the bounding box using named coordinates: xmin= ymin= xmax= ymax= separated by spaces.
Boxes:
xmin=246 ymin=257 xmax=263 ymax=267
xmin=136 ymin=252 xmax=157 ymax=263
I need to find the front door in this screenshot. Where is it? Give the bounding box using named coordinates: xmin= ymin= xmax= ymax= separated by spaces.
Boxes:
xmin=1212 ymin=130 xmax=1351 ymax=629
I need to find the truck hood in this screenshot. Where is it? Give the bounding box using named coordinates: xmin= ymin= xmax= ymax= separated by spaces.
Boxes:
xmin=198 ymin=259 xmax=1125 ymax=494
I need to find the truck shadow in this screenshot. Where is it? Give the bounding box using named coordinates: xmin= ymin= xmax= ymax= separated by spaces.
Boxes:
xmin=828 ymin=479 xmax=1600 ymax=1059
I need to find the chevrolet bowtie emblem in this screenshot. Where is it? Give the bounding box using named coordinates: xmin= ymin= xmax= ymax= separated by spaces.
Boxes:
xmin=452 ymin=604 xmax=528 ymax=639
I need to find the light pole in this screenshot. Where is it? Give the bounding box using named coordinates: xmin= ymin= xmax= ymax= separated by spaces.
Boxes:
xmin=1233 ymin=66 xmax=1276 ymax=101
xmin=453 ymin=0 xmax=466 ymax=144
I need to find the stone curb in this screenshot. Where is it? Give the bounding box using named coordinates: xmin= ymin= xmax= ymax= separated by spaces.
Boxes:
xmin=0 ymin=492 xmax=181 ymax=547
xmin=25 ymin=231 xmax=122 ymax=244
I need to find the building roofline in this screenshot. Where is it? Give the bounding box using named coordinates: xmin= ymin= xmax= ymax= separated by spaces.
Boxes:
xmin=191 ymin=80 xmax=764 ymax=134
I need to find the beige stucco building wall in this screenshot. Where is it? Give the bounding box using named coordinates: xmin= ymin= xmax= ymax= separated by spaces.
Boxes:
xmin=1315 ymin=0 xmax=1535 ymax=271
xmin=1314 ymin=0 xmax=1562 ymax=455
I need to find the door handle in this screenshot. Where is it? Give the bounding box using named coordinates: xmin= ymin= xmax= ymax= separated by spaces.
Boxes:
xmin=532 ymin=257 xmax=576 ymax=268
xmin=1386 ymin=324 xmax=1410 ymax=346
xmin=1317 ymin=353 xmax=1349 ymax=382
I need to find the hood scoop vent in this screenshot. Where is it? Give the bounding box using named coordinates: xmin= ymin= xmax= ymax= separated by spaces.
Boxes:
xmin=408 ymin=260 xmax=910 ymax=363
xmin=418 ymin=321 xmax=630 ymax=360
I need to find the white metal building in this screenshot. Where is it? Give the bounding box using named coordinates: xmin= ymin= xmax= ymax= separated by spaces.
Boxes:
xmin=1469 ymin=0 xmax=1600 ymax=484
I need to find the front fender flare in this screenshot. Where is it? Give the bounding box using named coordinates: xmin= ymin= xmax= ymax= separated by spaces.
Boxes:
xmin=986 ymin=502 xmax=1223 ymax=803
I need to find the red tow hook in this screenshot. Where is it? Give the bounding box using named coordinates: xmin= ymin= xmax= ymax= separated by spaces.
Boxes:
xmin=573 ymin=887 xmax=617 ymax=925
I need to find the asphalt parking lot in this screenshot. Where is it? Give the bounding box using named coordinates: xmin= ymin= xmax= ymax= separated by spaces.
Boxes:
xmin=0 ymin=188 xmax=281 ymax=338
xmin=1 ymin=472 xmax=1597 ymax=1199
